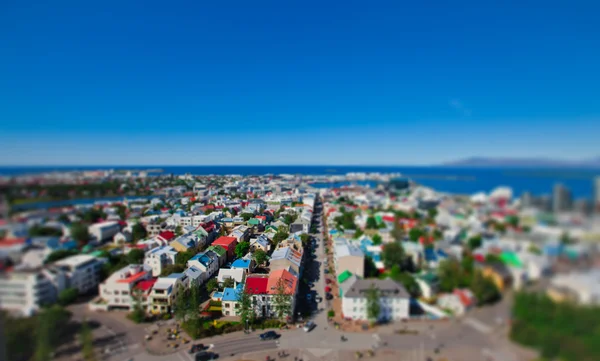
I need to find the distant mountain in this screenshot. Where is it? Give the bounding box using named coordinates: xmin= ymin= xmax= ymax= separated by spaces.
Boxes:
xmin=444 ymin=157 xmax=600 ymax=168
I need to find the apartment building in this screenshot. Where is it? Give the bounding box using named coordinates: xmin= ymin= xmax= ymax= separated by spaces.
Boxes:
xmin=54 ymin=255 xmax=103 ymax=294
xmin=0 ymin=267 xmax=66 ymax=316
xmin=98 ymin=264 xmax=153 ymax=311
xmin=148 ymin=274 xmax=184 ymax=314
xmin=88 ymin=221 xmax=121 ymax=242
xmin=144 ymin=246 xmax=178 ymax=277
xmin=341 ymin=279 xmax=409 ymax=321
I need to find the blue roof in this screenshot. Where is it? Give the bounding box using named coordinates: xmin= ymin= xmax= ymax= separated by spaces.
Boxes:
xmin=167 ymin=273 xmax=183 ymax=279
xmin=213 ymin=291 xmax=223 ymax=298
xmin=329 ymin=230 xmax=338 ymax=235
xmin=232 ymin=259 xmax=251 ymax=269
xmin=424 ymin=247 xmax=438 ymax=261
xmin=436 ymin=249 xmax=449 ymax=258
xmin=222 ymin=287 xmax=240 ymax=302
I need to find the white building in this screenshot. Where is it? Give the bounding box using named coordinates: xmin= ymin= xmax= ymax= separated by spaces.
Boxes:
xmin=89 ymin=221 xmax=121 ymax=242
xmin=0 ymin=267 xmax=66 ymax=316
xmin=54 ymin=255 xmax=104 ymax=294
xmin=217 ymin=268 xmax=245 ymax=285
xmin=98 ymin=264 xmax=153 ymax=311
xmin=341 ymin=279 xmax=409 ymax=321
xmin=144 ymin=246 xmax=178 ymax=277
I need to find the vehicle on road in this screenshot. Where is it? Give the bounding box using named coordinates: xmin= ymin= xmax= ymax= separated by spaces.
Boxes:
xmin=326 ymin=293 xmax=333 ymax=300
xmin=306 ymin=293 xmax=312 ymax=300
xmin=195 ymin=351 xmax=219 ymax=361
xmin=259 ymin=331 xmax=279 ymax=340
xmin=189 ymin=344 xmax=205 ymax=354
xmin=315 ymin=295 xmax=323 ymax=303
xmin=324 ymin=269 xmax=330 ymax=274
xmin=326 ymin=278 xmax=332 ymax=284
xmin=303 ymin=321 xmax=316 ymax=332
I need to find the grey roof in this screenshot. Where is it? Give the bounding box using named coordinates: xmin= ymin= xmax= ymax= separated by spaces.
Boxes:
xmin=334 ymin=238 xmax=364 ymax=259
xmin=343 ymin=279 xmax=409 ymax=299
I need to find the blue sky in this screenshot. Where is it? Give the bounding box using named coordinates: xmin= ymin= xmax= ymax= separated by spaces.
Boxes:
xmin=1 ymin=1 xmax=599 ymax=165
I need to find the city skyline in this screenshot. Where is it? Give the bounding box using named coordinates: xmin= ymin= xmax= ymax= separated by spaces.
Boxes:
xmin=1 ymin=2 xmax=600 ymax=165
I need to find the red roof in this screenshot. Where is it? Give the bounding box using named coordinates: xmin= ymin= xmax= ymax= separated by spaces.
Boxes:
xmin=117 ymin=270 xmax=148 ymax=284
xmin=255 ymin=216 xmax=266 ymax=221
xmin=245 ymin=276 xmax=269 ymax=294
xmin=382 ymin=215 xmax=395 ymax=223
xmin=204 ymin=204 xmax=215 ymax=210
xmin=135 ymin=278 xmax=158 ymax=292
xmin=158 ymin=231 xmax=175 ymax=241
xmin=213 ymin=236 xmax=237 ymax=249
xmin=0 ymin=238 xmax=26 ymax=248
xmin=454 ymin=289 xmax=475 ymax=307
xmin=474 ymin=254 xmax=485 ymax=263
xmin=201 ymin=221 xmax=215 ymax=233
xmin=215 ymin=205 xmax=224 ymax=209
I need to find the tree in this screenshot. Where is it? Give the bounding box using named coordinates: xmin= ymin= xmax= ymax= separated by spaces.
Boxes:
xmin=223 ymin=277 xmax=235 ymax=289
xmin=33 ymin=306 xmax=71 ymax=361
xmin=408 ymin=228 xmax=423 ymax=242
xmin=71 ymin=223 xmax=90 ymax=245
xmin=471 ymin=271 xmax=500 ymax=305
xmin=284 ymin=213 xmax=297 ymax=225
xmin=365 ymin=284 xmax=381 ymax=323
xmin=175 ymin=225 xmax=183 ymax=236
xmin=128 ymin=289 xmax=146 ymax=323
xmin=237 ymin=285 xmax=254 ymax=330
xmin=175 ymin=251 xmax=195 ymax=266
xmin=364 ymin=256 xmax=379 ymax=278
xmin=372 ymin=234 xmax=382 ymax=245
xmin=253 ymin=249 xmax=268 ymax=267
xmin=206 ymin=278 xmax=218 ymax=293
xmin=235 ymin=242 xmax=250 ymax=258
xmin=485 ymin=254 xmax=503 ymax=264
xmin=80 ymin=320 xmax=96 ymax=361
xmin=29 ymin=225 xmax=63 ymax=237
xmin=240 ymin=213 xmax=254 ymax=221
xmin=45 ymin=249 xmax=78 ymax=264
xmin=353 ymin=229 xmax=364 ymax=239
xmin=273 ymin=231 xmax=289 ymax=246
xmin=391 ymin=219 xmax=404 ymax=242
xmin=82 ymin=208 xmax=106 ymax=223
xmin=366 ymin=217 xmax=378 ymax=229
xmin=427 ymin=208 xmax=438 ymax=220
xmin=382 ymin=242 xmax=405 ymax=269
xmin=132 ymin=223 xmax=147 ymax=241
xmin=174 ymin=286 xmax=187 ymax=321
xmin=127 ymin=249 xmax=145 ymax=264
xmin=58 ymin=287 xmax=79 ymax=306
xmin=186 ymin=285 xmax=201 ymax=320
xmin=389 ymin=265 xmax=420 ymax=297
xmin=116 ymin=205 xmax=128 ymax=220
xmin=300 ymin=234 xmax=311 ymax=247
xmin=160 ymin=264 xmax=185 ymax=276
xmin=58 ymin=214 xmax=70 ymax=223
xmin=272 ymin=279 xmax=292 ymax=320
xmin=467 ymin=234 xmax=483 ymax=251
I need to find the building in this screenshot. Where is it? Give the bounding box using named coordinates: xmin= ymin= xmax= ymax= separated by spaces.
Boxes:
xmin=53 ymin=254 xmax=103 ymax=294
xmin=341 ymin=279 xmax=410 ymax=321
xmin=437 ymin=289 xmax=476 ymax=316
xmin=144 ymin=246 xmax=178 ymax=277
xmin=89 ymin=221 xmax=121 ymax=242
xmin=98 ymin=264 xmax=153 ymax=311
xmin=217 ymin=268 xmax=245 ymax=285
xmin=250 ymin=235 xmax=270 ymax=252
xmin=0 ymin=267 xmax=66 ymax=316
xmin=244 ymin=275 xmax=272 ymax=318
xmin=547 ymin=270 xmax=600 ymax=305
xmin=113 ymin=231 xmax=132 ymax=245
xmin=206 ymin=245 xmax=227 ymax=267
xmin=334 ymin=238 xmax=365 ymax=278
xmin=229 ymin=225 xmax=250 ymax=243
xmin=520 ymin=192 xmax=533 ymax=208
xmin=552 ymin=183 xmax=572 ymax=214
xmin=169 ymin=234 xmax=200 ymax=253
xmin=148 ymin=273 xmax=185 ymax=314
xmin=187 ymin=252 xmax=219 ymax=282
xmin=231 ymin=258 xmax=254 ymax=274
xmin=221 ymin=285 xmax=242 ymax=316
xmin=595 ymin=176 xmax=600 ymax=213
xmin=269 ymin=247 xmax=302 ymax=275
xmin=212 ymin=236 xmax=238 ymax=261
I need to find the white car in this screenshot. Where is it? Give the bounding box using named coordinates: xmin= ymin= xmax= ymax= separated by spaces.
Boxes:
xmin=303 ymin=321 xmax=316 ymax=332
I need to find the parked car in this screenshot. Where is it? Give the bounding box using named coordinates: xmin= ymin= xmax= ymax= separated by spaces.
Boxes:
xmin=195 ymin=351 xmax=219 ymax=361
xmin=326 ymin=293 xmax=333 ymax=300
xmin=259 ymin=331 xmax=279 ymax=340
xmin=324 ymin=269 xmax=330 ymax=274
xmin=189 ymin=344 xmax=205 ymax=354
xmin=326 ymin=279 xmax=332 ymax=284
xmin=306 ymin=293 xmax=312 ymax=301
xmin=315 ymin=295 xmax=323 ymax=303
xmin=303 ymin=321 xmax=316 ymax=332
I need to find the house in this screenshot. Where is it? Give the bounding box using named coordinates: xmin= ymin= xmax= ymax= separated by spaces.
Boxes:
xmin=217 ymin=268 xmax=245 ymax=285
xmin=231 ymin=258 xmax=254 ymax=274
xmin=547 ymin=270 xmax=600 ymax=305
xmin=157 ymin=231 xmax=176 ymax=244
xmin=206 ymin=245 xmax=227 ymax=267
xmin=415 ymin=273 xmax=440 ymax=300
xmin=212 ymin=236 xmax=238 ymax=261
xmin=148 ymin=274 xmax=185 ymax=314
xmin=229 ymin=225 xmax=250 ymax=243
xmin=169 ymin=234 xmax=199 ymax=253
xmin=221 ymin=285 xmax=243 ymax=316
xmin=334 ymin=238 xmax=365 ymax=278
xmin=113 ymin=231 xmax=133 ymax=245
xmin=338 ymin=270 xmax=358 ymax=298
xmin=269 ymin=247 xmax=302 ymax=275
xmin=144 ymin=246 xmax=178 ymax=277
xmin=267 ymin=269 xmax=298 ymax=318
xmin=341 ymin=279 xmax=410 ymax=321
xmin=187 ymin=252 xmax=219 ymax=282
xmin=98 ymin=264 xmax=153 ymax=311
xmin=184 ymin=266 xmax=204 ymax=288
xmin=53 ymin=254 xmax=104 ymax=294
xmin=437 ymin=289 xmax=476 ymax=316
xmin=89 ymin=221 xmax=121 ymax=242
xmin=250 ymin=235 xmax=270 ymax=252
xmin=244 ymin=275 xmax=271 ymax=318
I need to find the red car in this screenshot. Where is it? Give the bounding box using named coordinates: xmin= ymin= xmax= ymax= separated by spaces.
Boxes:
xmin=325 ymin=286 xmax=332 ymax=293
xmin=326 ymin=279 xmax=332 ymax=284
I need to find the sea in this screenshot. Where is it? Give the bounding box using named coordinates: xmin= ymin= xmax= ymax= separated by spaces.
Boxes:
xmin=2 ymin=166 xmax=599 ymax=209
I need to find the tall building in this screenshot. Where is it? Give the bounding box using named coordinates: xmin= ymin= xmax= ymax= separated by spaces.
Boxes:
xmin=594 ymin=176 xmax=600 ymax=213
xmin=552 ymin=183 xmax=572 ymax=214
xmin=520 ymin=191 xmax=533 ymax=208
xmin=574 ymin=199 xmax=590 ymax=215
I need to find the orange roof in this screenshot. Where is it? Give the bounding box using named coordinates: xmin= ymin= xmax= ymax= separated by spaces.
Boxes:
xmin=267 ymin=269 xmax=297 ymax=295
xmin=0 ymin=238 xmax=26 ymax=247
xmin=117 ymin=270 xmax=148 ymax=284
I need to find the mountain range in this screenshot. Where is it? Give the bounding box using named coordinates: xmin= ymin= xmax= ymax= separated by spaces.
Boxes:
xmin=444 ymin=157 xmax=600 ymax=168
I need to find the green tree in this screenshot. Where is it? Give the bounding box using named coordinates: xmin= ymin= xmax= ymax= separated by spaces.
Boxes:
xmin=408 ymin=228 xmax=423 ymax=242
xmin=485 ymin=253 xmax=503 ymax=264
xmin=365 ymin=284 xmax=381 ymax=323
xmin=253 ymin=249 xmax=268 ymax=267
xmin=528 ymin=245 xmax=542 ymax=255
xmin=467 ymin=234 xmax=483 ymax=251
xmin=273 ymin=231 xmax=289 ymax=246
xmin=272 ymin=279 xmax=292 ymax=321
xmin=126 ymin=249 xmax=145 ymax=264
xmin=71 ymin=223 xmax=90 ymax=245
xmin=58 ymin=287 xmax=79 ymax=306
xmin=223 ymin=277 xmax=235 ymax=289
xmin=186 ymin=285 xmax=201 ymax=320
xmin=29 ymin=225 xmax=63 ymax=237
xmin=175 ymin=251 xmax=195 ymax=265
xmin=372 ymin=234 xmax=383 ymax=245
xmin=389 ymin=265 xmax=420 ymax=297
xmin=58 ymin=214 xmax=70 ymax=223
xmin=206 ymin=278 xmax=218 ymax=293
xmin=174 ymin=286 xmax=187 ymax=321
xmin=382 ymin=242 xmax=405 ymax=269
xmin=284 ymin=213 xmax=297 ymax=225
xmin=45 ymin=249 xmax=78 ymax=264
xmin=427 ymin=208 xmax=438 ymax=220
xmin=366 ymin=217 xmax=378 ymax=229
xmin=235 ymin=241 xmax=250 ymax=258
xmin=80 ymin=320 xmax=97 ymax=361
xmin=160 ymin=264 xmax=185 ymax=276
xmin=82 ymin=208 xmax=106 ymax=223
xmin=353 ymin=229 xmax=364 ymax=239
xmin=128 ymin=289 xmax=146 ymax=323
xmin=237 ymin=285 xmax=254 ymax=330
xmin=240 ymin=213 xmax=254 ymax=221
xmin=132 ymin=222 xmax=147 ymax=241
xmin=391 ymin=219 xmax=404 ymax=242
xmin=116 ymin=205 xmax=128 ymax=220
xmin=471 ymin=271 xmax=500 ymax=305
xmin=300 ymin=234 xmax=311 ymax=247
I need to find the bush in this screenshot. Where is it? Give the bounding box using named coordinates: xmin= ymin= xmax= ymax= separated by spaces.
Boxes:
xmin=162 ymin=313 xmax=172 ymax=320
xmin=58 ymin=287 xmax=79 ymax=306
xmin=327 ymin=310 xmax=335 ymax=318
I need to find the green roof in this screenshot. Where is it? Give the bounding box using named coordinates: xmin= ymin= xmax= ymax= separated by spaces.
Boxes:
xmin=338 ymin=270 xmax=353 ymax=284
xmin=248 ymin=218 xmax=260 ymax=225
xmin=207 ymin=245 xmax=226 ymax=256
xmin=500 ymin=251 xmax=523 ymax=268
xmin=417 ymin=272 xmax=439 ymax=284
xmin=375 ymin=215 xmax=383 ymax=224
xmin=194 ymin=228 xmax=208 ymax=237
